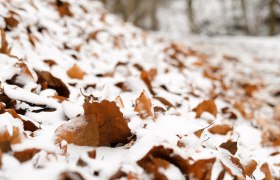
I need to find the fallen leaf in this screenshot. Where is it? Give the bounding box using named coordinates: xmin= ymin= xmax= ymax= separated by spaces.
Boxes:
xmin=134 ymin=91 xmax=153 ymax=119
xmin=220 ymin=154 xmax=245 ymax=178
xmin=208 ymin=124 xmax=232 ymax=135
xmin=0 ymin=29 xmax=11 ymax=55
xmin=87 ymin=150 xmax=96 ymax=159
xmin=115 ymin=96 xmax=124 ymax=108
xmin=4 ymin=15 xmax=19 ymax=28
xmin=193 ymin=99 xmax=217 ymax=118
xmin=110 ymin=170 xmax=138 ymax=180
xmin=219 ymin=139 xmax=238 ymax=155
xmin=244 ymin=159 xmax=257 ymax=176
xmin=67 ymin=64 xmax=85 ymax=79
xmin=56 ymin=0 xmax=73 ymax=17
xmin=36 ymin=71 xmax=70 ymax=98
xmin=154 ymin=96 xmax=174 ymax=109
xmin=188 ymin=158 xmax=216 ymax=180
xmin=274 ymin=104 xmax=280 ymax=121
xmin=260 ymin=163 xmax=272 ymax=180
xmin=137 ymin=146 xmax=189 ymax=179
xmin=6 ymin=109 xmax=39 ymax=132
xmin=13 ymin=148 xmax=41 ymax=163
xmin=55 ymin=99 xmax=131 ymax=147
xmin=194 ymin=124 xmax=212 ymax=138
xmin=140 ymin=71 xmax=155 ymax=95
xmin=58 ymin=171 xmax=85 ymax=180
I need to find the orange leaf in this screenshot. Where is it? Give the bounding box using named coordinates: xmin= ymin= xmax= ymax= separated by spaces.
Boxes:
xmin=193 ymin=99 xmax=217 ymax=118
xmin=208 ymin=124 xmax=232 ymax=135
xmin=13 ymin=148 xmax=41 ymax=163
xmin=219 ymin=139 xmax=237 ymax=155
xmin=5 ymin=109 xmax=39 ymax=132
xmin=36 ymin=71 xmax=70 ymax=98
xmin=67 ymin=64 xmax=85 ymax=80
xmin=56 ymin=0 xmax=73 ymax=17
xmin=188 ymin=158 xmax=216 ymax=180
xmin=0 ymin=29 xmax=11 ymax=55
xmin=154 ymin=96 xmax=174 ymax=109
xmin=140 ymin=71 xmax=155 ymax=95
xmin=194 ymin=124 xmax=212 ymax=138
xmin=55 ymin=99 xmax=131 ymax=147
xmin=244 ymin=160 xmax=257 ymax=176
xmin=59 ymin=171 xmax=85 ymax=180
xmin=134 ymin=91 xmax=153 ymax=119
xmin=260 ymin=163 xmax=272 ymax=180
xmin=221 ymin=155 xmax=245 ymax=178
xmin=137 ymin=146 xmax=189 ymax=179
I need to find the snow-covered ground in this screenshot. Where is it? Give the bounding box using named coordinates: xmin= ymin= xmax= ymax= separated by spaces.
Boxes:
xmin=0 ymin=0 xmax=280 ymax=180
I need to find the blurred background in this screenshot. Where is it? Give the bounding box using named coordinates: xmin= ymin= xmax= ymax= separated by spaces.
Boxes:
xmin=100 ymin=0 xmax=280 ymax=36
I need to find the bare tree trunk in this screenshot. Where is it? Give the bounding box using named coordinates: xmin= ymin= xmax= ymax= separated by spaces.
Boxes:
xmin=269 ymin=0 xmax=276 ymax=36
xmin=241 ymin=0 xmax=250 ymax=34
xmin=186 ymin=0 xmax=199 ymax=34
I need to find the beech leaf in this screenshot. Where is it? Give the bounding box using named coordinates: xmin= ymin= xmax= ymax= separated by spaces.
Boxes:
xmin=208 ymin=124 xmax=233 ymax=135
xmin=55 ymin=99 xmax=131 ymax=147
xmin=219 ymin=139 xmax=238 ymax=155
xmin=134 ymin=91 xmax=153 ymax=119
xmin=193 ymin=99 xmax=217 ymax=118
xmin=13 ymin=148 xmax=41 ymax=163
xmin=188 ymin=158 xmax=216 ymax=180
xmin=67 ymin=64 xmax=85 ymax=79
xmin=244 ymin=159 xmax=257 ymax=176
xmin=260 ymin=163 xmax=272 ymax=180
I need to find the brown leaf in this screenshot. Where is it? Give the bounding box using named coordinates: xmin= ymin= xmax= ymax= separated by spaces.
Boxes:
xmin=260 ymin=163 xmax=272 ymax=180
xmin=188 ymin=158 xmax=216 ymax=180
xmin=0 ymin=126 xmax=21 ymax=146
xmin=58 ymin=171 xmax=85 ymax=180
xmin=194 ymin=124 xmax=212 ymax=138
xmin=221 ymin=155 xmax=245 ymax=178
xmin=87 ymin=150 xmax=96 ymax=159
xmin=137 ymin=146 xmax=189 ymax=179
xmin=55 ymin=99 xmax=131 ymax=147
xmin=67 ymin=64 xmax=85 ymax=79
xmin=110 ymin=170 xmax=138 ymax=180
xmin=0 ymin=148 xmax=2 ymax=167
xmin=13 ymin=148 xmax=41 ymax=163
xmin=5 ymin=109 xmax=39 ymax=132
xmin=4 ymin=16 xmax=19 ymax=28
xmin=43 ymin=59 xmax=57 ymax=67
xmin=244 ymin=160 xmax=257 ymax=176
xmin=274 ymin=104 xmax=280 ymax=121
xmin=134 ymin=91 xmax=153 ymax=119
xmin=193 ymin=99 xmax=217 ymax=118
xmin=0 ymin=29 xmax=11 ymax=55
xmin=56 ymin=0 xmax=73 ymax=17
xmin=208 ymin=124 xmax=233 ymax=135
xmin=36 ymin=71 xmax=70 ymax=98
xmin=219 ymin=139 xmax=238 ymax=155
xmin=154 ymin=96 xmax=174 ymax=109
xmin=140 ymin=71 xmax=155 ymax=95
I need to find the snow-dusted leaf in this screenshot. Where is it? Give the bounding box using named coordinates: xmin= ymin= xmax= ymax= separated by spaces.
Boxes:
xmin=134 ymin=91 xmax=153 ymax=119
xmin=193 ymin=99 xmax=217 ymax=118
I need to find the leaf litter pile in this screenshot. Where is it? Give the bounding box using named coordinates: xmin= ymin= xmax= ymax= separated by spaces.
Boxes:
xmin=0 ymin=0 xmax=280 ymax=179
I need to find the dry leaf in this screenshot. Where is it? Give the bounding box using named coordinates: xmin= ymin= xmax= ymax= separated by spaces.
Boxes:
xmin=55 ymin=99 xmax=131 ymax=147
xmin=260 ymin=163 xmax=272 ymax=180
xmin=13 ymin=148 xmax=41 ymax=163
xmin=4 ymin=16 xmax=19 ymax=28
xmin=115 ymin=96 xmax=124 ymax=108
xmin=134 ymin=91 xmax=153 ymax=119
xmin=137 ymin=146 xmax=189 ymax=179
xmin=56 ymin=0 xmax=73 ymax=17
xmin=87 ymin=150 xmax=96 ymax=159
xmin=0 ymin=126 xmax=22 ymax=148
xmin=219 ymin=139 xmax=237 ymax=155
xmin=221 ymin=155 xmax=245 ymax=178
xmin=6 ymin=109 xmax=39 ymax=132
xmin=154 ymin=96 xmax=174 ymax=109
xmin=274 ymin=105 xmax=280 ymax=121
xmin=140 ymin=71 xmax=155 ymax=95
xmin=208 ymin=124 xmax=232 ymax=135
xmin=193 ymin=99 xmax=217 ymax=118
xmin=67 ymin=64 xmax=85 ymax=79
xmin=110 ymin=170 xmax=138 ymax=180
xmin=194 ymin=124 xmax=212 ymax=138
xmin=36 ymin=71 xmax=70 ymax=98
xmin=58 ymin=171 xmax=85 ymax=180
xmin=244 ymin=160 xmax=257 ymax=176
xmin=188 ymin=158 xmax=216 ymax=180
xmin=0 ymin=29 xmax=11 ymax=55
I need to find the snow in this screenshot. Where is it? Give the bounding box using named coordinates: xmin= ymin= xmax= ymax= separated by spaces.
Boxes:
xmin=0 ymin=0 xmax=279 ymax=179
